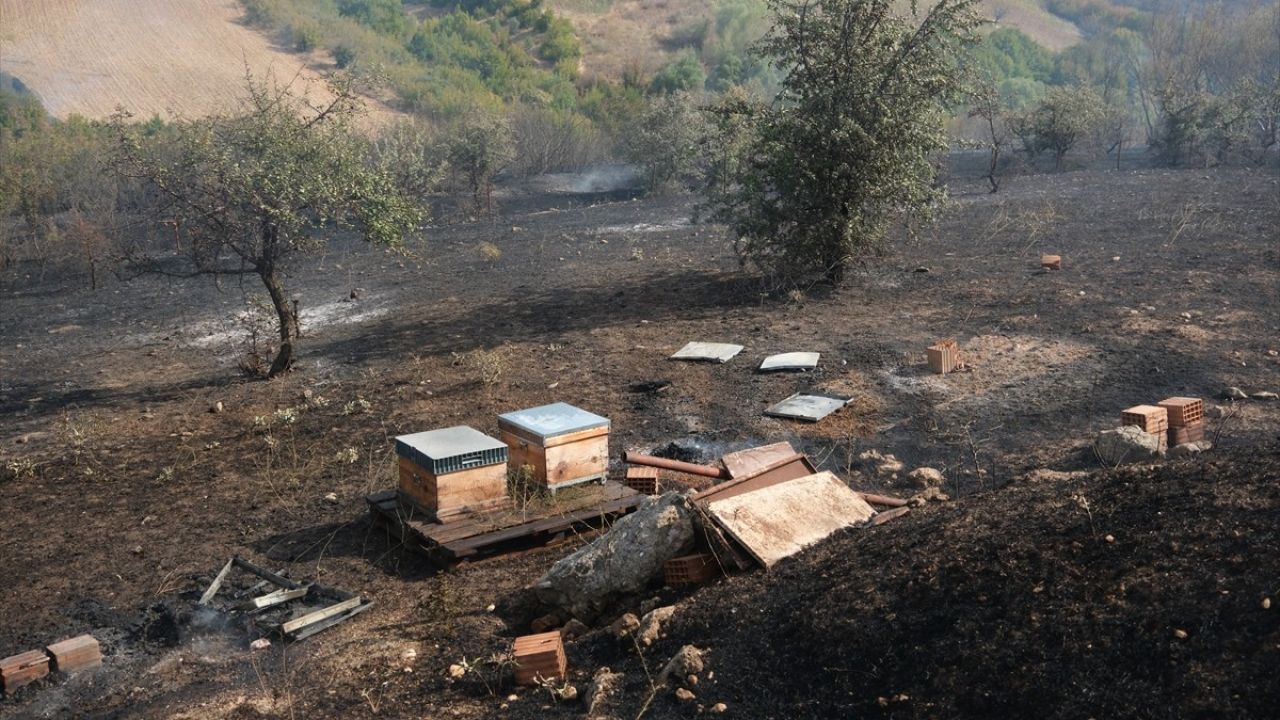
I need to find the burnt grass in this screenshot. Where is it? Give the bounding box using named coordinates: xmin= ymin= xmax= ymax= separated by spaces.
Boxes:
xmin=0 ymin=161 xmax=1278 ymax=718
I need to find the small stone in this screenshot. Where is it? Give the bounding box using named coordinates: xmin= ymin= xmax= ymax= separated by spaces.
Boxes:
xmin=210 ymin=401 xmax=224 ymax=413
xmin=1105 ymin=534 xmax=1115 ymax=543
xmin=557 ymin=684 xmax=578 ymax=702
xmin=1112 ymin=256 xmax=1121 ymax=261
xmin=250 ymin=638 xmax=271 ymax=650
xmin=485 ymin=604 xmax=496 ymax=612
xmin=323 ymin=492 xmax=338 ymax=504
xmin=1173 ymin=629 xmax=1188 ymax=640
xmin=906 ymin=467 xmax=945 ymax=488
xmin=1263 ymin=597 xmax=1272 ymax=610
xmin=674 ymin=688 xmax=696 ymax=702
xmin=711 ymin=703 xmax=728 ymax=714
xmin=132 ymin=545 xmax=143 ymax=555
xmin=660 ymin=645 xmax=705 ymax=684
xmin=507 ymin=694 xmax=518 ymax=702
xmin=610 ymin=613 xmax=639 ymax=639
xmin=448 ymin=664 xmax=466 ymax=679
xmin=1224 ymin=387 xmax=1249 ymax=400
xmin=562 ymin=618 xmax=589 ymax=641
xmin=908 ymin=486 xmax=950 ymax=506
xmin=637 ymin=606 xmax=676 ymax=646
xmin=686 ymin=674 xmax=698 ymax=686
xmin=1251 ymin=391 xmax=1278 ymax=401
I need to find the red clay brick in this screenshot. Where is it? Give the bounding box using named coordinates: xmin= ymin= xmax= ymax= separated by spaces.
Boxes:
xmin=513 ymin=631 xmax=566 ymax=686
xmin=46 ymin=634 xmax=101 ymax=674
xmin=1121 ymin=405 xmax=1168 ymax=433
xmin=1157 ymin=397 xmax=1204 ymax=427
xmin=1 ymin=650 xmax=49 ymax=694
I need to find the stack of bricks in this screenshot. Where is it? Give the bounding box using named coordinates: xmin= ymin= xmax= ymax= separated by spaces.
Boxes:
xmin=927 ymin=339 xmax=961 ymax=375
xmin=512 ymin=631 xmax=566 ymax=686
xmin=46 ymin=635 xmax=101 ymax=674
xmin=623 ymin=466 xmax=660 ymax=495
xmin=1158 ymin=397 xmax=1205 ymax=446
xmin=1120 ymin=405 xmax=1169 ymax=450
xmin=1 ymin=651 xmax=49 ymax=695
xmin=664 ymin=553 xmax=720 ymax=588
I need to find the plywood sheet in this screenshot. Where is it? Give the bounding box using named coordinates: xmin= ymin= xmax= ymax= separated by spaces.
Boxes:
xmin=759 ymin=352 xmax=820 ymax=372
xmin=764 ymin=392 xmax=852 ymax=422
xmin=705 ymin=471 xmax=875 ymax=568
xmin=670 ymin=342 xmax=744 ymax=363
xmin=720 ymin=442 xmax=798 ymax=479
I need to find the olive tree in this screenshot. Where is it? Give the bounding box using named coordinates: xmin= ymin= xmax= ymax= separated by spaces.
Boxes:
xmin=114 ymin=76 xmax=422 ymax=377
xmin=706 ymin=0 xmax=982 ymax=284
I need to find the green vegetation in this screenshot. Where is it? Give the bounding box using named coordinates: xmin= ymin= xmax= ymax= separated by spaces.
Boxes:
xmin=705 ymin=0 xmax=983 ymax=284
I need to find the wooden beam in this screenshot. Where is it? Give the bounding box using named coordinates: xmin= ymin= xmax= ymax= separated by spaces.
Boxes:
xmin=282 ymin=596 xmax=363 ymax=636
xmin=241 ymin=586 xmax=309 ymax=612
xmin=232 ymin=557 xmax=303 ymax=590
xmin=198 ymin=559 xmax=234 ymax=606
xmin=287 ymin=601 xmax=373 ymax=641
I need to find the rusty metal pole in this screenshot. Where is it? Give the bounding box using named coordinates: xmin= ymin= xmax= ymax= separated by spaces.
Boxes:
xmin=622 ymin=452 xmax=730 ymax=480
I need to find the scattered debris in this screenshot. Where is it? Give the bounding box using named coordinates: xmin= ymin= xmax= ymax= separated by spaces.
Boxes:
xmin=535 ymin=493 xmax=695 ymax=620
xmin=859 ymin=449 xmax=904 ymax=479
xmin=869 ymin=506 xmax=911 ymax=526
xmin=513 ymin=631 xmax=567 ymax=686
xmin=702 ymin=471 xmax=876 ymax=568
xmin=610 ymin=613 xmax=640 ymax=639
xmin=323 ymin=492 xmax=338 ymax=504
xmin=198 ymin=557 xmax=371 ymax=641
xmin=909 ymin=487 xmax=950 ymax=506
xmin=637 ymin=606 xmax=676 ymax=646
xmin=758 ymin=352 xmax=820 ymax=372
xmin=764 ymin=391 xmax=852 ymax=422
xmin=1041 ymin=254 xmax=1062 ymax=270
xmin=670 ymin=342 xmax=744 ymax=363
xmin=1223 ymin=386 xmax=1249 ymax=400
xmin=250 ymin=638 xmax=272 ymax=651
xmin=586 ymin=668 xmax=624 ymax=716
xmin=720 ymin=442 xmax=797 ymax=479
xmin=1253 ymin=391 xmax=1278 ymax=401
xmin=674 ymin=687 xmax=697 ymax=702
xmin=659 ymin=645 xmax=704 ymax=684
xmin=499 ymin=402 xmax=610 ymax=490
xmin=906 ymin=467 xmax=945 ymax=488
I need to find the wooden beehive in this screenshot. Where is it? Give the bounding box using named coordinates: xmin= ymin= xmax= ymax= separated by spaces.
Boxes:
xmin=664 ymin=553 xmax=720 ymax=587
xmin=513 ymin=631 xmax=566 ymax=685
xmin=499 ymin=403 xmax=609 ymax=490
xmin=927 ymin=339 xmax=961 ymax=375
xmin=1 ymin=650 xmax=49 ymax=694
xmin=394 ymin=426 xmax=509 ymax=522
xmin=46 ymin=635 xmax=101 ymax=674
xmin=1041 ymin=254 xmax=1062 ymax=270
xmin=1157 ymin=397 xmax=1204 ymax=427
xmin=1121 ymin=405 xmax=1168 ymax=434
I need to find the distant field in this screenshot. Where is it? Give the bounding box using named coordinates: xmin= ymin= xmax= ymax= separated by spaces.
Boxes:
xmin=551 ymin=0 xmax=1082 ymax=79
xmin=0 ymin=0 xmax=393 ymax=122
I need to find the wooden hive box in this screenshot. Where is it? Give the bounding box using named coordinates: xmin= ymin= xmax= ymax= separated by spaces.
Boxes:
xmin=46 ymin=635 xmax=101 ymax=673
xmin=499 ymin=403 xmax=609 ymax=490
xmin=1121 ymin=405 xmax=1168 ymax=434
xmin=664 ymin=553 xmax=720 ymax=587
xmin=1157 ymin=397 xmax=1204 ymax=427
xmin=394 ymin=426 xmax=509 ymax=522
xmin=927 ymin=339 xmax=961 ymax=375
xmin=1 ymin=650 xmax=49 ymax=694
xmin=513 ymin=631 xmax=566 ymax=685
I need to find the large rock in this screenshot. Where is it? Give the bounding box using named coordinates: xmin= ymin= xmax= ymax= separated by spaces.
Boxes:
xmin=659 ymin=645 xmax=705 ymax=684
xmin=1094 ymin=426 xmax=1165 ymax=465
xmin=535 ymin=492 xmax=695 ymax=620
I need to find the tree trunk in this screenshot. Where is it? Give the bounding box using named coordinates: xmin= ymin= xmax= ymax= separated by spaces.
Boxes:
xmin=261 ymin=267 xmax=298 ymax=378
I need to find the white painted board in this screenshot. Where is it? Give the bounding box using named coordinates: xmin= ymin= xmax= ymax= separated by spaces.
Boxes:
xmin=670 ymin=342 xmax=744 ymax=363
xmin=759 ymin=352 xmax=820 ymax=372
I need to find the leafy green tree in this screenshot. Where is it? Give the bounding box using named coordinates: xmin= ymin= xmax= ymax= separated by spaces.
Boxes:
xmin=650 ymin=51 xmax=707 ymax=94
xmin=1025 ymin=85 xmax=1105 ymax=169
xmin=441 ymin=107 xmax=515 ymax=214
xmin=622 ymin=91 xmax=708 ymax=193
xmin=338 ymin=0 xmax=412 ymax=37
xmin=968 ymin=78 xmax=1010 ymax=192
xmin=113 ymin=76 xmax=422 ymax=377
xmin=706 ymin=0 xmax=982 ymax=284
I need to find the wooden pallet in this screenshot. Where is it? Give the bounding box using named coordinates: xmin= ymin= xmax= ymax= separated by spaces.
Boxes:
xmin=367 ymin=481 xmax=645 ymax=564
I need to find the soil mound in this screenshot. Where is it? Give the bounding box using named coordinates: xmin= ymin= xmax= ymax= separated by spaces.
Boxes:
xmin=661 ymin=446 xmax=1280 ymax=719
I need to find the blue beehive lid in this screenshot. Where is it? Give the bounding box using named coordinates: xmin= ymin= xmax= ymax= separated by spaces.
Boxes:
xmin=498 ymin=402 xmax=610 ymax=441
xmin=395 ymin=426 xmax=508 ymax=475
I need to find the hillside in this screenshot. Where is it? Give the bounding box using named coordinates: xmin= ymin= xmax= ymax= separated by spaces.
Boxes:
xmin=0 ymin=0 xmax=392 ymax=121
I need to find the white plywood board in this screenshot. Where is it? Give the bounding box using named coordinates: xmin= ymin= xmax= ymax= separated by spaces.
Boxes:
xmin=759 ymin=352 xmax=820 ymax=372
xmin=764 ymin=392 xmax=852 ymax=422
xmin=670 ymin=342 xmax=744 ymax=363
xmin=706 ymin=471 xmax=875 ymax=568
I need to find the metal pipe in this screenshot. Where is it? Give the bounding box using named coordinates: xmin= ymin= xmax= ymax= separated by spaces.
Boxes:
xmin=622 ymin=451 xmax=730 ymax=479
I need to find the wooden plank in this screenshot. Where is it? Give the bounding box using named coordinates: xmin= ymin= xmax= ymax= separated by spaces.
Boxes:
xmin=281 ymin=596 xmax=363 ymax=636
xmin=242 ymin=586 xmax=309 ymax=611
xmin=288 ymin=601 xmax=373 ymax=641
xmin=198 ymin=558 xmax=234 ymax=606
xmin=443 ymin=494 xmax=645 ymax=556
xmin=869 ymin=506 xmax=911 ymax=526
xmin=233 ymin=557 xmax=303 ymax=590
xmin=705 ymin=471 xmax=875 ymax=568
xmin=720 ymin=442 xmax=797 ymax=479
xmin=693 ymin=455 xmax=816 ymax=504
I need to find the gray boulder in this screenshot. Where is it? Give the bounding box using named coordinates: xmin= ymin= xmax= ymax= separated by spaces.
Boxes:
xmin=535 ymin=492 xmax=695 ymax=621
xmin=1095 ymin=426 xmax=1165 ymax=465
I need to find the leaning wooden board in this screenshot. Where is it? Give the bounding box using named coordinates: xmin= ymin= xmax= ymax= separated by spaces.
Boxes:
xmin=704 ymin=471 xmax=876 ymax=568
